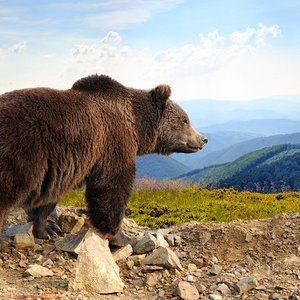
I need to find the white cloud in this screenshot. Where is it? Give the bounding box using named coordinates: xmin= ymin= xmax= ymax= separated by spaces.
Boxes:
xmin=9 ymin=41 xmax=27 ymax=53
xmin=1 ymin=23 xmax=296 ymax=101
xmin=230 ymin=23 xmax=281 ymax=48
xmin=43 ymin=53 xmax=56 ymax=58
xmin=154 ymin=24 xmax=281 ymax=76
xmin=69 ymin=31 xmax=130 ymax=70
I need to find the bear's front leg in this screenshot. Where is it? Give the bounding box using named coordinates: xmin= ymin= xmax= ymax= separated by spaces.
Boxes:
xmin=86 ymin=163 xmax=136 ymax=247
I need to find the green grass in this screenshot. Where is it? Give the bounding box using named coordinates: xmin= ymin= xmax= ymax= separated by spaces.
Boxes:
xmin=59 ymin=188 xmax=300 ymax=228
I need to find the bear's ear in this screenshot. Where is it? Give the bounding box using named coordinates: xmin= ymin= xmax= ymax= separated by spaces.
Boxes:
xmin=150 ymin=84 xmax=171 ymax=104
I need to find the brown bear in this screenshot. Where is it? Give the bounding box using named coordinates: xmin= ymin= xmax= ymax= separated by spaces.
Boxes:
xmin=0 ymin=75 xmax=207 ymax=246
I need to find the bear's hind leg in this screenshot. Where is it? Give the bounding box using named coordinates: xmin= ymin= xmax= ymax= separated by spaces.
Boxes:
xmin=0 ymin=207 xmax=9 ymax=247
xmin=27 ymin=203 xmax=61 ymax=239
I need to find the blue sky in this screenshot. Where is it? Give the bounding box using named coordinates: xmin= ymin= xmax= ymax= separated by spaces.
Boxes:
xmin=0 ymin=0 xmax=299 ymax=100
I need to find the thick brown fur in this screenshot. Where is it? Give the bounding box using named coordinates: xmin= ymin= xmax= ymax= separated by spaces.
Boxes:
xmin=0 ymin=74 xmax=206 ymax=243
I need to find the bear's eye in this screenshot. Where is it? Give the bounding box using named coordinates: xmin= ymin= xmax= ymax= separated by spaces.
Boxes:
xmin=182 ymin=119 xmax=189 ymax=125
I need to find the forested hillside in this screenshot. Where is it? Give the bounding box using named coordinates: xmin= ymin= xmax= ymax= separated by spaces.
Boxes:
xmin=179 ymin=144 xmax=300 ymax=192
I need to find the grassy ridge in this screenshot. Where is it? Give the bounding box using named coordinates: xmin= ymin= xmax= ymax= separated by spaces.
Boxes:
xmin=60 ymin=188 xmax=300 ymax=228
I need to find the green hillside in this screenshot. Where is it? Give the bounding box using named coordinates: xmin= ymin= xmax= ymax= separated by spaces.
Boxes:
xmin=179 ymin=144 xmax=300 ymax=192
xmin=192 ymin=132 xmax=300 ymax=169
xmin=136 ymin=154 xmax=190 ymax=179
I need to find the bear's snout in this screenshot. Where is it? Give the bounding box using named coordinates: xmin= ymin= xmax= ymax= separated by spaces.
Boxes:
xmin=185 ymin=132 xmax=208 ymax=153
xmin=201 ymin=136 xmax=208 ymax=144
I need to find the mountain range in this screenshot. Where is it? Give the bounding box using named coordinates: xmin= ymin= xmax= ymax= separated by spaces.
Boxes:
xmin=136 ymin=154 xmax=190 ymax=179
xmin=178 ymin=144 xmax=300 ymax=192
xmin=185 ymin=132 xmax=300 ymax=170
xmin=178 ymin=96 xmax=300 ymax=127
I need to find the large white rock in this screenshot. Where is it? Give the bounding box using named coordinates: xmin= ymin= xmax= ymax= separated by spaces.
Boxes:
xmin=69 ymin=230 xmax=124 ymax=294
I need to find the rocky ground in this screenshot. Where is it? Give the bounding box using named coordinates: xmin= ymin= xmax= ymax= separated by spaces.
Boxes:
xmin=1 ymin=207 xmax=300 ymax=300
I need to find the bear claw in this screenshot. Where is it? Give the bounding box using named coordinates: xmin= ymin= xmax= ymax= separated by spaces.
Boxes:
xmin=33 ymin=219 xmax=62 ymax=240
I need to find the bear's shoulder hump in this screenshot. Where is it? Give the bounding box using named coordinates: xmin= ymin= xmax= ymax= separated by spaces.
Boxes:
xmin=71 ymin=74 xmax=124 ymax=92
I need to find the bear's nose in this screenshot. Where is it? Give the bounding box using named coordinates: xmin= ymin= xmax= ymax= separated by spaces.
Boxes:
xmin=201 ymin=136 xmax=208 ymax=144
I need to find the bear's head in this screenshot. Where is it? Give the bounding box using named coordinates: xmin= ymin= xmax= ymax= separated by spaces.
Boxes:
xmin=151 ymin=85 xmax=208 ymax=155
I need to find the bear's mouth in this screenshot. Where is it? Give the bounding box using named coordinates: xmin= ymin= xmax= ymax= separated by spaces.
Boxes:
xmin=173 ymin=144 xmax=202 ymax=153
xmin=187 ymin=145 xmax=202 ymax=152
xmin=186 ymin=142 xmax=204 ymax=152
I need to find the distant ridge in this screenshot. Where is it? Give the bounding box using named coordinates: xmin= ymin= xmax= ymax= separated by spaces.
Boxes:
xmin=192 ymin=132 xmax=300 ymax=169
xmin=178 ymin=96 xmax=300 ymax=128
xmin=136 ymin=154 xmax=190 ymax=180
xmin=201 ymin=119 xmax=300 ymax=135
xmin=178 ymin=144 xmax=300 ymax=192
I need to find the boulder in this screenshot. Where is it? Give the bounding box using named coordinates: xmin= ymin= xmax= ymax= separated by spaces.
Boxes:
xmin=69 ymin=229 xmax=124 ymax=294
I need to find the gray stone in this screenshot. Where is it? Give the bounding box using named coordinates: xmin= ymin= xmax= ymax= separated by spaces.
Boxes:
xmin=129 ymin=254 xmax=146 ymax=266
xmin=57 ymin=227 xmax=89 ymax=254
xmin=253 ymin=265 xmax=271 ymax=280
xmin=176 ymin=281 xmax=199 ymax=300
xmin=144 ymin=246 xmax=183 ymax=271
xmin=11 ymin=248 xmax=26 ymax=260
xmin=126 ymin=260 xmax=134 ymax=270
xmin=245 ymin=232 xmax=253 ymax=242
xmin=184 ymin=275 xmax=196 ymax=282
xmin=69 ymin=229 xmax=124 ymax=294
xmin=14 ymin=232 xmax=35 ymax=250
xmin=58 ymin=213 xmax=78 ymax=233
xmin=236 ymin=276 xmax=258 ymax=293
xmin=208 ymin=265 xmax=222 ymax=275
xmin=146 ymin=273 xmax=158 ymax=287
xmin=156 ymin=232 xmax=169 ymax=248
xmin=112 ymin=244 xmax=133 ymax=262
xmin=5 ymin=222 xmax=35 ymax=250
xmin=165 ymin=234 xmax=175 ymax=246
xmin=143 ymin=265 xmax=164 ymax=272
xmin=209 ymin=294 xmax=223 ymax=300
xmin=70 ymin=217 xmax=85 ymax=234
xmin=133 ymin=232 xmax=157 ymax=254
xmin=42 ymin=258 xmax=54 ymax=267
xmin=217 ymin=283 xmax=231 ymax=295
xmin=196 ymin=283 xmax=207 ymax=293
xmin=24 ymin=264 xmax=54 ymax=278
xmin=187 ymin=263 xmax=198 ymax=272
xmin=4 ymin=222 xmax=33 ymax=237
